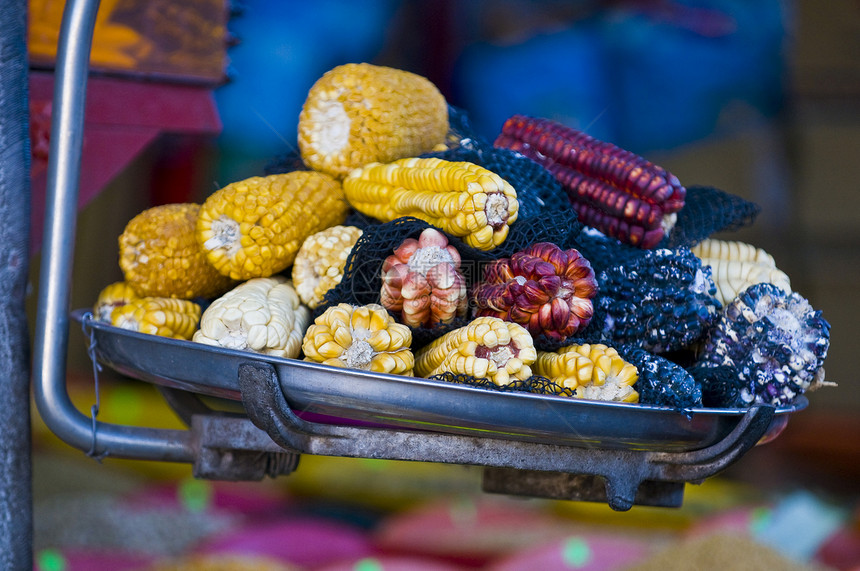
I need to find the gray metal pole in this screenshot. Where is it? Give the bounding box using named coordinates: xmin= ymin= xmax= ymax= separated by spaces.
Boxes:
xmin=31 ymin=0 xmax=196 ymax=462
xmin=0 ymin=0 xmax=33 ymax=567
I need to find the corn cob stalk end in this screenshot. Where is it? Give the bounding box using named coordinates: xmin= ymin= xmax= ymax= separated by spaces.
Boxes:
xmin=414 ymin=316 xmax=536 ymax=386
xmin=344 ymin=157 xmax=519 ymax=251
xmin=197 ymin=172 xmax=349 ymax=281
xmin=303 ymin=303 xmax=414 ymax=375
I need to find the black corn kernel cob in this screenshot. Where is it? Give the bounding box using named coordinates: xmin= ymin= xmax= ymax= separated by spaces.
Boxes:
xmin=618 ymin=345 xmax=703 ymax=410
xmin=494 ymin=115 xmax=686 ymax=248
xmin=588 ymin=246 xmax=722 ymax=354
xmin=695 ymin=282 xmax=830 ymax=407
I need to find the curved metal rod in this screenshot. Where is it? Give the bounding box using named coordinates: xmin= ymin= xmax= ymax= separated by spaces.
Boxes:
xmin=31 ymin=0 xmax=194 ymax=462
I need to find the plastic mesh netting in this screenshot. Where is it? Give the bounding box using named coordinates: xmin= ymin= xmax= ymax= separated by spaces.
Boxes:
xmin=427 ymin=371 xmax=571 ymax=396
xmin=664 ymin=185 xmax=761 ymax=248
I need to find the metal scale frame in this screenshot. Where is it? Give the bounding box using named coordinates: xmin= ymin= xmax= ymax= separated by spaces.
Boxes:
xmin=32 ymin=0 xmax=791 ymax=513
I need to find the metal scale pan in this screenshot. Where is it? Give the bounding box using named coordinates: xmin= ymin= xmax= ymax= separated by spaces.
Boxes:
xmin=74 ymin=309 xmax=802 ymax=453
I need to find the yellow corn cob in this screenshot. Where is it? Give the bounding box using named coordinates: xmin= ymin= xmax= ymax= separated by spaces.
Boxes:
xmin=414 ymin=316 xmax=537 ymax=386
xmin=557 ymin=343 xmax=639 ymax=403
xmin=344 ymin=157 xmax=519 ymax=250
xmin=93 ymin=281 xmax=139 ymax=322
xmin=292 ymin=225 xmax=363 ymax=309
xmin=118 ymin=203 xmax=234 ymax=299
xmin=197 ymin=171 xmax=349 ymax=281
xmin=111 ymin=297 xmax=201 ymax=340
xmin=192 ymin=277 xmax=310 ymax=359
xmin=298 ymin=62 xmax=449 ymax=179
xmin=302 ymin=303 xmax=414 ymax=375
xmin=691 ymin=238 xmax=791 ymax=306
xmin=534 ymin=350 xmax=595 ymax=393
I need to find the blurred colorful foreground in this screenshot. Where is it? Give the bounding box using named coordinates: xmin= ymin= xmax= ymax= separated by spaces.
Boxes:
xmin=30 ymin=373 xmax=860 ymax=571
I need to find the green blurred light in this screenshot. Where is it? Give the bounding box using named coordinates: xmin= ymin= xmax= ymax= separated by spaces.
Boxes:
xmin=178 ymin=477 xmax=213 ymax=514
xmin=358 ymin=458 xmax=389 ymax=471
xmin=36 ymin=549 xmax=66 ymax=571
xmin=105 ymin=385 xmax=144 ymax=423
xmin=750 ymin=506 xmax=773 ymax=535
xmin=562 ymin=536 xmax=591 ymax=568
xmin=354 ymin=557 xmax=385 ymax=571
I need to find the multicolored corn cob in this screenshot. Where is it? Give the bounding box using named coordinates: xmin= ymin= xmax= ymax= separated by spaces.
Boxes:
xmin=494 ymin=115 xmax=686 ymax=248
xmin=414 ymin=316 xmax=537 ymax=386
xmin=696 ymin=282 xmax=830 ymax=407
xmin=343 ymin=157 xmax=519 ymax=251
xmin=471 ymin=242 xmax=597 ymax=340
xmin=298 ymin=62 xmax=449 ymax=179
xmin=380 ymin=227 xmax=468 ymax=328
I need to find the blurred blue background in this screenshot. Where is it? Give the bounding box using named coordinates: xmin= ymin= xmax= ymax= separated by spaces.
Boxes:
xmin=453 ymin=0 xmax=788 ymax=151
xmin=214 ymin=0 xmax=790 ymax=182
xmin=213 ymin=0 xmax=400 ymax=183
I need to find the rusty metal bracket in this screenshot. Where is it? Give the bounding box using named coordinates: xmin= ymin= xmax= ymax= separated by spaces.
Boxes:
xmin=190 ymin=413 xmax=300 ymax=481
xmin=233 ymin=360 xmax=775 ymax=511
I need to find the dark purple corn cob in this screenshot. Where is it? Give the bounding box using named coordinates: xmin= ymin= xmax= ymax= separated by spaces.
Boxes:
xmin=494 ymin=115 xmax=687 ymax=248
xmin=695 ymin=282 xmax=831 ymax=407
xmin=591 ymin=246 xmax=722 ymax=354
xmin=620 ymin=345 xmax=703 ymax=410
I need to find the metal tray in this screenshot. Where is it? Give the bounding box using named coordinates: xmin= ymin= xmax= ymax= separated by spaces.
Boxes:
xmin=73 ymin=309 xmax=803 ymax=452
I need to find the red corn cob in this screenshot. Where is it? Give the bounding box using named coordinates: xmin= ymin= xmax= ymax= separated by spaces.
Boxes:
xmin=472 ymin=242 xmax=597 ymax=341
xmin=494 ymin=115 xmax=686 ymax=248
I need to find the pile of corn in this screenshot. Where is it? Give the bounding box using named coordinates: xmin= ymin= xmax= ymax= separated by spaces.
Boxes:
xmin=92 ymin=62 xmax=829 ymax=409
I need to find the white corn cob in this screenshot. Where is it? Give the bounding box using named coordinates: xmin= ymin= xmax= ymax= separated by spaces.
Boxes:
xmin=692 ymin=238 xmax=791 ymax=306
xmin=193 ymin=276 xmax=310 ymax=358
